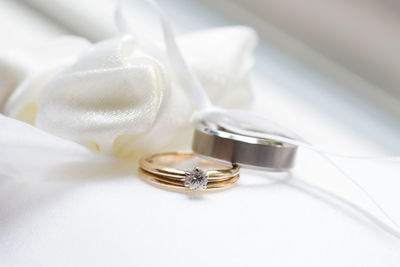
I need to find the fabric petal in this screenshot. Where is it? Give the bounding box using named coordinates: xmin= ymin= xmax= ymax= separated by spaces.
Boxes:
xmin=0 ymin=36 xmax=91 ymax=111
xmin=36 ymin=35 xmax=191 ymax=157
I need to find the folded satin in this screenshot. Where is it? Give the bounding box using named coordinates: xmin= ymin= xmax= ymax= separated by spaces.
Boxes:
xmin=0 ymin=27 xmax=257 ymax=159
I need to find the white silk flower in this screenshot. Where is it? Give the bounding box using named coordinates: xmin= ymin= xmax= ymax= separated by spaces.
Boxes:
xmin=0 ymin=26 xmax=257 ymax=178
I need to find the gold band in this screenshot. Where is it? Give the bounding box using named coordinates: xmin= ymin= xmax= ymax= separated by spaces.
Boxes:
xmin=139 ymin=152 xmax=240 ymax=192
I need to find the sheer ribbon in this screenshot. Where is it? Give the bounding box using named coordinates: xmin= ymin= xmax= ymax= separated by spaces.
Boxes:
xmin=115 ymin=0 xmax=400 ymax=238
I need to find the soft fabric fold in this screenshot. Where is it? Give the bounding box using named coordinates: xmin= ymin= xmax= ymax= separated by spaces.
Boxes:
xmin=1 ymin=26 xmax=257 ymax=161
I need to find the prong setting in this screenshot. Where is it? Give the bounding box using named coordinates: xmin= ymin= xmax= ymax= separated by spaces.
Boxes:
xmin=184 ymin=167 xmax=208 ymax=191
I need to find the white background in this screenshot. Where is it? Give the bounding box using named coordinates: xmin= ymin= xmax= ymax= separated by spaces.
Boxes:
xmin=1 ymin=0 xmax=400 ymax=266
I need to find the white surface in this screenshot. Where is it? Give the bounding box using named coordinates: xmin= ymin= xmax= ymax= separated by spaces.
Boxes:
xmin=1 ymin=1 xmax=400 ymax=267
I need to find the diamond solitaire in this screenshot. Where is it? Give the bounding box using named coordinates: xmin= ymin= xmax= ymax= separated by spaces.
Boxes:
xmin=139 ymin=152 xmax=239 ymax=192
xmin=184 ymin=167 xmax=208 ymax=191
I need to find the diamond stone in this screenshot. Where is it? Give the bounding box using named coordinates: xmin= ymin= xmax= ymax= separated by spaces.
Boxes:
xmin=184 ymin=167 xmax=208 ymax=191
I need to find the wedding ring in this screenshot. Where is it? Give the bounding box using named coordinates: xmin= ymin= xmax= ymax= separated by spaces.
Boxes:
xmin=192 ymin=121 xmax=297 ymax=171
xmin=139 ymin=152 xmax=240 ymax=192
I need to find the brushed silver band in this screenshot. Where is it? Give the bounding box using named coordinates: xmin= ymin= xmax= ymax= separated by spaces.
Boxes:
xmin=192 ymin=121 xmax=297 ymax=171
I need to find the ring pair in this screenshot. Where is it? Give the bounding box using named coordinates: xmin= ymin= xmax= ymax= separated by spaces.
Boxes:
xmin=139 ymin=121 xmax=297 ymax=192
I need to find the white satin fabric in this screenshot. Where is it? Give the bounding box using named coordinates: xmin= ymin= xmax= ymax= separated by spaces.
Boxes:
xmin=1 ymin=37 xmax=91 ymax=120
xmin=1 ymin=0 xmax=399 ymax=239
xmin=0 ymin=113 xmax=119 ymax=180
xmin=0 ymin=26 xmax=256 ymax=159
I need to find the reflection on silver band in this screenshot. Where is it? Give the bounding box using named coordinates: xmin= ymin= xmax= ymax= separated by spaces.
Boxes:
xmin=192 ymin=121 xmax=297 ymax=171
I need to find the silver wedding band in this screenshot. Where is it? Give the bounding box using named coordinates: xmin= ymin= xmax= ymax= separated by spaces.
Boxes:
xmin=192 ymin=121 xmax=297 ymax=171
